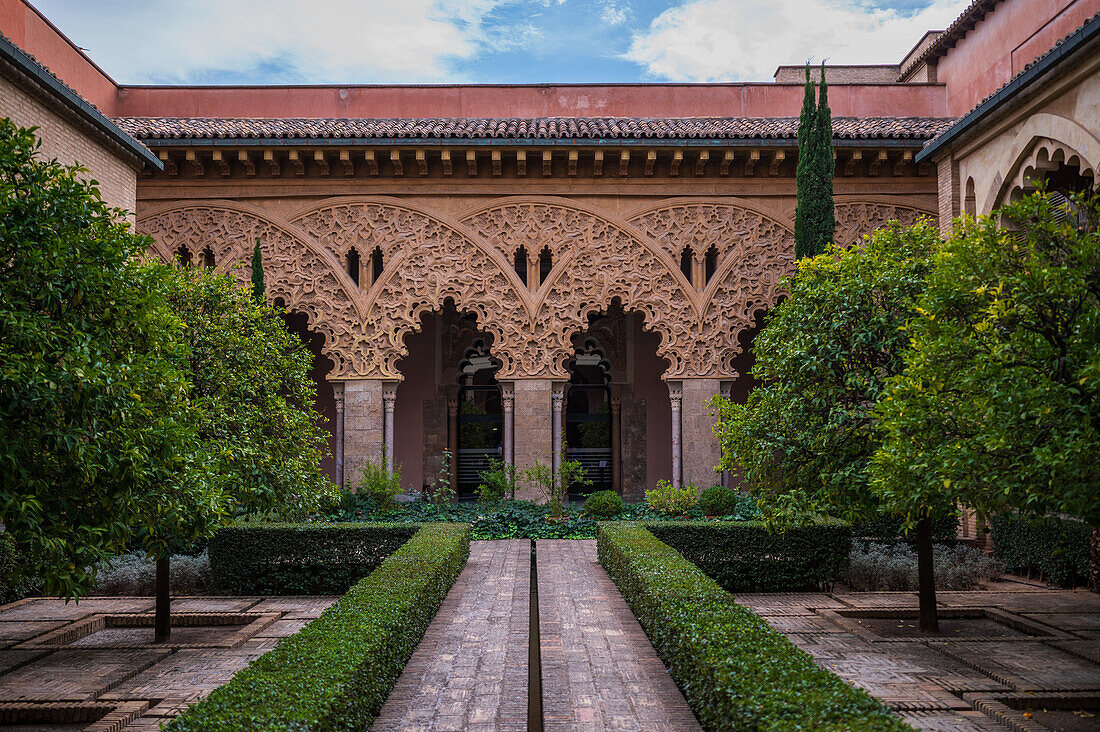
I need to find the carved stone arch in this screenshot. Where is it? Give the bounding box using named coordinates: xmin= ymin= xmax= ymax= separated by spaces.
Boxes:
xmin=995 ymin=136 xmax=1098 ymax=211
xmin=286 ymin=198 xmax=533 ymax=380
xmin=459 ymin=197 xmax=699 ymax=379
xmin=833 ymin=198 xmax=937 ymax=247
xmin=136 ymin=201 xmax=365 ymax=378
xmin=988 ymin=114 xmax=1100 ymax=213
xmin=625 ymin=197 xmax=793 ymax=261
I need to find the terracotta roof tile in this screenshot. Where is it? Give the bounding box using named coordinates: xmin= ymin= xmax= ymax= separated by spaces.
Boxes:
xmin=113 ymin=115 xmax=955 ymax=143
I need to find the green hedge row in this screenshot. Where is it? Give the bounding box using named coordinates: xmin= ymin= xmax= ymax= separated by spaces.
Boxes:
xmin=850 ymin=511 xmax=958 ymax=544
xmin=209 ymin=522 xmax=417 ymax=594
xmin=597 ymin=523 xmax=911 ymax=731
xmin=169 ymin=522 xmax=469 ymax=731
xmin=647 ymin=520 xmax=851 ymax=591
xmin=990 ymin=513 xmax=1092 ymax=587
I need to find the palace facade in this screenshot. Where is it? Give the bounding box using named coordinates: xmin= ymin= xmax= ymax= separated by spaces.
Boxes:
xmin=2 ymin=0 xmax=1097 ymax=501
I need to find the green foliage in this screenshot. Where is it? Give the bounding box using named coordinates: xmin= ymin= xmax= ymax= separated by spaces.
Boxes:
xmin=0 ymin=119 xmax=202 ymax=597
xmin=209 ymin=522 xmax=416 ymax=595
xmin=648 ymin=519 xmax=851 ymax=591
xmin=645 ymin=480 xmax=699 ymax=517
xmin=426 ymin=449 xmax=456 ymax=504
xmin=597 ymin=524 xmax=912 ymax=731
xmin=250 ymin=238 xmax=264 ymax=304
xmin=155 ymin=264 xmax=337 ymax=539
xmin=872 ymin=192 xmax=1100 ymax=528
xmin=851 ymin=511 xmax=958 ymax=544
xmin=356 ymin=460 xmax=402 ymax=512
xmin=169 ymin=523 xmax=469 ymax=731
xmin=845 ymin=541 xmax=1001 ymax=591
xmin=990 ymin=514 xmax=1091 ymax=587
xmin=522 ymin=453 xmax=589 ymax=517
xmin=712 ymin=218 xmax=942 ymax=527
xmin=0 ymin=534 xmax=42 ymax=604
xmin=584 ymin=490 xmax=624 ymax=518
xmin=476 ymin=458 xmax=517 ymax=504
xmin=794 ymin=63 xmax=835 ymax=260
xmin=698 ymin=486 xmax=739 ymax=516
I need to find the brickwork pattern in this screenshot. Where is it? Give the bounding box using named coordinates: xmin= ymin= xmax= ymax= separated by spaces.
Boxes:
xmin=0 ymin=76 xmax=137 ymax=214
xmin=373 ymin=540 xmax=530 ymax=732
xmin=537 ymin=540 xmax=701 ymax=732
xmin=512 ymin=380 xmax=552 ymax=502
xmin=679 ymin=379 xmax=722 ymax=489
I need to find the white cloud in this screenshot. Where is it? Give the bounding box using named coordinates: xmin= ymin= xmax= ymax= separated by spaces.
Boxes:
xmin=34 ymin=0 xmax=514 ymax=83
xmin=600 ymin=1 xmax=633 ymax=26
xmin=625 ymin=0 xmax=970 ymax=82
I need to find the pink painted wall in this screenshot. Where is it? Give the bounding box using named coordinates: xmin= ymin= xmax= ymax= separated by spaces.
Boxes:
xmin=633 ymin=319 xmax=672 ymax=490
xmin=113 ymin=82 xmax=947 ymax=119
xmin=393 ymin=315 xmax=436 ymax=493
xmin=937 ymin=0 xmax=1095 ymax=116
xmin=0 ymin=0 xmax=118 ymax=113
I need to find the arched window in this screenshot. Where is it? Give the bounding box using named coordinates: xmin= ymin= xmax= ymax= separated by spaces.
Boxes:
xmin=175 ymin=246 xmax=192 ymax=267
xmin=346 ymin=248 xmax=361 ymax=287
xmin=202 ymin=247 xmax=215 ymax=269
xmin=538 ymin=246 xmax=553 ymax=284
xmin=514 ymin=245 xmax=528 ymax=286
xmin=371 ymin=246 xmax=384 ymax=283
xmin=964 ymin=177 xmax=976 ymax=217
xmin=704 ymin=245 xmax=718 ymax=285
xmin=680 ymin=245 xmax=694 ymax=282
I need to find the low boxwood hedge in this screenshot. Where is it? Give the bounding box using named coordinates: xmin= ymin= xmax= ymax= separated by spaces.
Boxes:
xmin=597 ymin=523 xmax=911 ymax=731
xmin=169 ymin=522 xmax=469 ymax=731
xmin=647 ymin=519 xmax=851 ymax=591
xmin=209 ymin=522 xmax=417 ymax=594
xmin=990 ymin=513 xmax=1092 ymax=587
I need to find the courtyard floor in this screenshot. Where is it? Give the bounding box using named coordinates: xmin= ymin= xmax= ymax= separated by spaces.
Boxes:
xmin=0 ymin=541 xmax=1097 ymax=731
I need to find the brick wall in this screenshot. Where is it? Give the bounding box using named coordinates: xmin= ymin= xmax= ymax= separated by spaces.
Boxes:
xmin=936 ymin=155 xmax=960 ymax=235
xmin=680 ymin=379 xmax=723 ymax=490
xmin=0 ymin=75 xmax=136 ymax=214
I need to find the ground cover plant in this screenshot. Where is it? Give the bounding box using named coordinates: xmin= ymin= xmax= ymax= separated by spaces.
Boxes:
xmin=316 ymin=495 xmax=758 ymax=539
xmin=598 ymin=523 xmax=912 ymax=731
xmin=844 ymin=542 xmax=1001 ymax=592
xmin=91 ymin=551 xmax=210 ymax=596
xmin=167 ymin=523 xmax=469 ymax=732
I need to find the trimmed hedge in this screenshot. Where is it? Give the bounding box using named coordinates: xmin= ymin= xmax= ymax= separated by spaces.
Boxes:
xmin=990 ymin=513 xmax=1092 ymax=587
xmin=598 ymin=523 xmax=912 ymax=731
xmin=648 ymin=519 xmax=851 ymax=591
xmin=851 ymin=512 xmax=958 ymax=544
xmin=209 ymin=522 xmax=417 ymax=594
xmin=169 ymin=522 xmax=469 ymax=731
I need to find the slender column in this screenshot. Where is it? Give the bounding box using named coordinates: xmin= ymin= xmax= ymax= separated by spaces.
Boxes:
xmin=693 ymin=254 xmax=706 ymax=291
xmin=447 ymin=397 xmax=459 ymax=492
xmin=333 ymin=382 xmax=346 ymax=488
xmin=382 ymin=382 xmax=397 ymax=473
xmin=719 ymin=381 xmax=732 ymax=489
xmin=551 ymin=383 xmax=565 ymax=481
xmin=501 ymin=383 xmax=515 ymax=467
xmin=669 ymin=381 xmax=683 ymax=488
xmin=610 ymin=395 xmax=621 ymax=494
xmin=529 ymin=253 xmax=540 ymax=290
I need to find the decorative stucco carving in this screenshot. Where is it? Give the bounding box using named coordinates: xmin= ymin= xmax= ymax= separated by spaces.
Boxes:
xmin=628 ymin=200 xmax=792 ymax=261
xmin=833 ymin=201 xmax=936 ymax=247
xmin=1001 ymin=137 xmax=1096 ymax=206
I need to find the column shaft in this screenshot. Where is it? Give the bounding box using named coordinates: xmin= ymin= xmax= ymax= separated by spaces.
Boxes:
xmin=333 ymin=382 xmax=346 ymax=488
xmin=669 ymin=382 xmax=683 ymax=488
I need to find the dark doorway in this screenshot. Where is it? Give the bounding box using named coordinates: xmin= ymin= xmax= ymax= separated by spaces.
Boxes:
xmin=456 ymin=340 xmax=502 ymax=499
xmin=565 ymin=338 xmax=612 ymax=500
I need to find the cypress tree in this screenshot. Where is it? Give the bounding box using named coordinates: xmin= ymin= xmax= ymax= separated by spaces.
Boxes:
xmin=250 ymin=238 xmax=265 ymax=303
xmin=794 ymin=64 xmax=818 ymax=260
xmin=815 ymin=62 xmax=835 ymax=254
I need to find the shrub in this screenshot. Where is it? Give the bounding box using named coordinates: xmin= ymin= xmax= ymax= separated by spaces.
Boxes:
xmin=0 ymin=534 xmax=41 ymax=604
xmin=169 ymin=523 xmax=469 ymax=732
xmin=645 ymin=480 xmax=698 ymax=516
xmin=647 ymin=520 xmax=851 ymax=591
xmin=844 ymin=542 xmax=1001 ymax=591
xmin=990 ymin=514 xmax=1091 ymax=587
xmin=851 ymin=511 xmax=958 ymax=544
xmin=597 ymin=524 xmax=911 ymax=731
xmin=476 ymin=459 xmax=517 ymax=504
xmin=92 ymin=552 xmax=210 ymax=596
xmin=209 ymin=523 xmax=417 ymax=594
xmin=584 ymin=490 xmax=624 ymax=518
xmin=698 ymin=486 xmax=739 ymax=516
xmin=356 ymin=460 xmax=402 ymax=511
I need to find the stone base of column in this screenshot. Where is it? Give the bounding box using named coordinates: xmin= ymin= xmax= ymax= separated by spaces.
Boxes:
xmin=342 ymin=379 xmax=385 ymax=490
xmin=680 ymin=379 xmax=723 ymax=491
xmin=512 ymin=379 xmax=552 ymax=502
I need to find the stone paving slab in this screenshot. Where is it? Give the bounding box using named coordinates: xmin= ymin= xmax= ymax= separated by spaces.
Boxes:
xmin=372 ymin=540 xmax=530 ymax=732
xmin=0 ymin=648 xmax=170 ymax=701
xmin=537 ymin=539 xmax=701 ymax=732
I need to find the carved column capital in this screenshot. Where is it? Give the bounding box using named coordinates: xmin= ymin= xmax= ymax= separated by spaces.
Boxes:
xmin=501 ymin=382 xmax=515 ymax=410
xmin=382 ymin=381 xmax=398 ymax=411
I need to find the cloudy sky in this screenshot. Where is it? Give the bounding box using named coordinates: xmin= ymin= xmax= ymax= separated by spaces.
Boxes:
xmin=33 ymin=0 xmax=969 ymax=84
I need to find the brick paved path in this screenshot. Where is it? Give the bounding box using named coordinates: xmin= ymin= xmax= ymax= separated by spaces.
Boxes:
xmin=373 ymin=540 xmax=530 ymax=732
xmin=537 ymin=540 xmax=701 ymax=732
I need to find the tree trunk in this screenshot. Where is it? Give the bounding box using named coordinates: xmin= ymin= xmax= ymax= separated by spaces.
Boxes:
xmin=1090 ymin=527 xmax=1099 ymax=593
xmin=154 ymin=557 xmax=171 ymax=643
xmin=916 ymin=516 xmax=939 ymax=633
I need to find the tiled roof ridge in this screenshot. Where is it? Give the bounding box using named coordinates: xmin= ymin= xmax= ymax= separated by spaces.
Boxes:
xmin=114 ymin=115 xmax=957 ymax=142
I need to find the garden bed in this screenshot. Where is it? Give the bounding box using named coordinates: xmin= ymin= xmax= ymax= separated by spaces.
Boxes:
xmin=597 ymin=523 xmax=912 ymax=731
xmin=168 ymin=522 xmax=470 ymax=731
